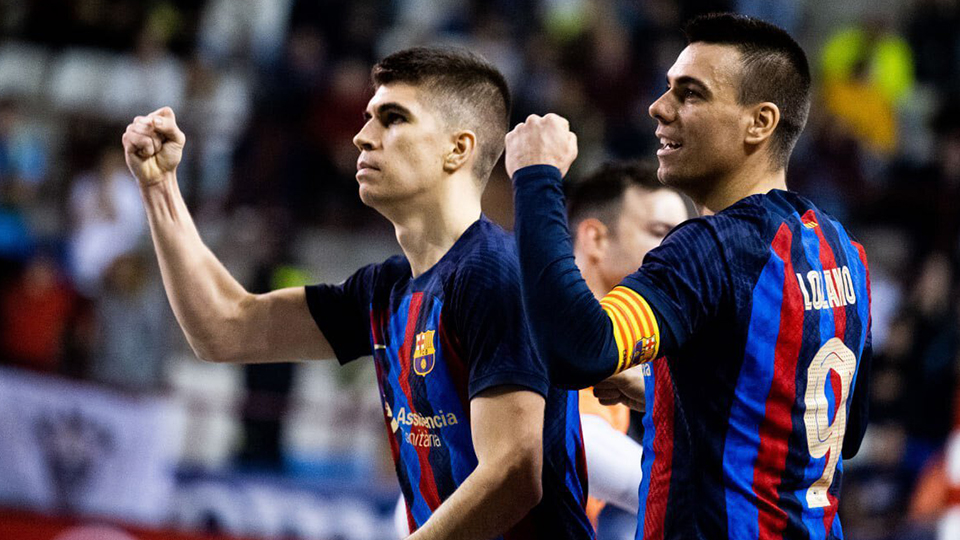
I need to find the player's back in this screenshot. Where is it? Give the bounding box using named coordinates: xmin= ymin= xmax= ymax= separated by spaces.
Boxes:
xmin=623 ymin=190 xmax=871 ymax=540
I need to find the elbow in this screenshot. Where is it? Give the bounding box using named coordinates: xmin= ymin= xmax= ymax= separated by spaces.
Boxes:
xmin=504 ymin=449 xmax=543 ymax=512
xmin=189 ymin=339 xmax=233 ymax=364
xmin=522 ymin=472 xmax=543 ymax=510
xmin=538 ymin=329 xmax=618 ymax=390
xmin=186 ymin=326 xmax=248 ymax=364
xmin=187 ymin=294 xmax=259 ymax=364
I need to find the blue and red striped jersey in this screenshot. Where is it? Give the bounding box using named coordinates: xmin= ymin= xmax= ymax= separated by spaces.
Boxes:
xmin=617 ymin=190 xmax=872 ymax=540
xmin=305 ymin=216 xmax=593 ymax=539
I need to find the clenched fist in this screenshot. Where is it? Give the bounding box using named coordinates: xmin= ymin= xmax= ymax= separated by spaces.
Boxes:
xmin=504 ymin=113 xmax=578 ymax=178
xmin=593 ymin=366 xmax=646 ymax=412
xmin=121 ymin=107 xmax=186 ymax=187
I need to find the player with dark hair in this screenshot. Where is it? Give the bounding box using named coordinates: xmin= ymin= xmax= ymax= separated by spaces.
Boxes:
xmin=122 ymin=47 xmax=592 ymax=539
xmin=506 ymin=13 xmax=871 ymax=540
xmin=566 ymin=161 xmax=688 ymax=529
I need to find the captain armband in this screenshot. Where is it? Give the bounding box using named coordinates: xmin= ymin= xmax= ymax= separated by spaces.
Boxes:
xmin=600 ymin=286 xmax=661 ymax=373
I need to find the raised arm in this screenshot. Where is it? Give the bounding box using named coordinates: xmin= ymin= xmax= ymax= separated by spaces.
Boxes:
xmin=121 ymin=107 xmax=332 ymax=363
xmin=505 ymin=115 xmax=668 ymax=388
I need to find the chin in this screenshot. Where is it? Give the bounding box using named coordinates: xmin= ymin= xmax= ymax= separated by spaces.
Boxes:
xmin=357 ymin=185 xmax=382 ymax=208
xmin=658 ymin=162 xmax=706 ymax=191
xmin=656 ymin=164 xmax=682 ymax=187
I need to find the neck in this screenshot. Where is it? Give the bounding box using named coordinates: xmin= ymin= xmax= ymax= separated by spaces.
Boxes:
xmin=574 ymin=250 xmax=606 ymax=300
xmin=695 ymin=156 xmax=787 ymax=214
xmin=386 ymin=179 xmax=482 ymax=277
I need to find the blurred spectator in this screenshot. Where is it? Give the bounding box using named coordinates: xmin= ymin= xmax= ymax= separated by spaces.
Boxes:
xmin=105 ymin=17 xmax=186 ymax=120
xmin=866 ymin=99 xmax=960 ymax=257
xmin=862 ymin=252 xmax=958 ymax=471
xmin=0 ymin=99 xmax=49 ymax=206
xmin=0 ymin=253 xmax=79 ymax=371
xmin=819 ymin=19 xmax=915 ymax=155
xmin=197 ymin=0 xmax=293 ymax=68
xmin=788 ymin=114 xmax=869 ymax=222
xmin=87 ymin=251 xmax=168 ymax=391
xmin=67 ymin=146 xmax=146 ymax=296
xmin=0 ymin=203 xmax=33 ymax=281
xmin=236 ymin=214 xmax=308 ymax=472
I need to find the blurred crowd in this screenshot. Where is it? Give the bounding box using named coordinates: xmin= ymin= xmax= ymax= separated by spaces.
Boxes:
xmin=1 ymin=0 xmax=959 ymax=539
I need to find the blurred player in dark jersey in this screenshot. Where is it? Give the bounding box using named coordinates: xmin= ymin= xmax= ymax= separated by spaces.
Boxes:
xmin=506 ymin=13 xmax=872 ymax=540
xmin=565 ymin=161 xmax=687 ymax=531
xmin=121 ymin=47 xmax=592 ymax=539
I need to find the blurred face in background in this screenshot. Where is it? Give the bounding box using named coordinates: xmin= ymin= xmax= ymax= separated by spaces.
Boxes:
xmin=648 ymin=43 xmax=753 ymax=195
xmin=352 ymin=83 xmax=452 ymax=211
xmin=587 ymin=186 xmax=688 ymax=294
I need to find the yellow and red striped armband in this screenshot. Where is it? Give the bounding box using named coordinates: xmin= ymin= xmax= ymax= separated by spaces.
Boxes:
xmin=600 ymin=286 xmax=660 ymax=373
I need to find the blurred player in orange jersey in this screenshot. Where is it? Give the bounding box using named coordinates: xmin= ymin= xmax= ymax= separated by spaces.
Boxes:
xmin=565 ymin=161 xmax=688 ymax=531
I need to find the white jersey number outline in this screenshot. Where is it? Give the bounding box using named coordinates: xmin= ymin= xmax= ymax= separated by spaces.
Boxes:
xmin=803 ymin=337 xmax=857 ymax=508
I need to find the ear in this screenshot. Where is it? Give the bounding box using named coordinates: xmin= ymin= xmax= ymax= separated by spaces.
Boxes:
xmin=574 ymin=218 xmax=610 ymax=262
xmin=744 ymin=102 xmax=780 ymax=146
xmin=443 ymin=130 xmax=477 ymax=173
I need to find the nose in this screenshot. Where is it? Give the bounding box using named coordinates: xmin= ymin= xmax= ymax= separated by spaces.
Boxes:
xmin=353 ymin=121 xmax=377 ymax=151
xmin=648 ymin=91 xmax=674 ymax=124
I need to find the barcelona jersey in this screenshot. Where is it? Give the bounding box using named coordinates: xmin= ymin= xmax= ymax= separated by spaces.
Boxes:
xmin=305 ymin=216 xmax=593 ymax=539
xmin=605 ymin=190 xmax=871 ymax=540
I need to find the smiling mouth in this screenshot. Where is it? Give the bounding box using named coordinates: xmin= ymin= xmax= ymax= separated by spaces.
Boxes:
xmin=657 ymin=139 xmax=682 ymax=156
xmin=659 ymin=137 xmax=681 ymax=150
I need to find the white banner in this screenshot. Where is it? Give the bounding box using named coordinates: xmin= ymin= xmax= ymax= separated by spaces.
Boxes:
xmin=0 ymin=366 xmax=185 ymax=525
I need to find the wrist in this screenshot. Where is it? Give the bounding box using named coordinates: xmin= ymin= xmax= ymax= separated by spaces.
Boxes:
xmin=139 ymin=172 xmax=178 ymax=192
xmin=511 ymin=164 xmax=562 ymax=187
xmin=138 ymin=172 xmax=186 ymax=219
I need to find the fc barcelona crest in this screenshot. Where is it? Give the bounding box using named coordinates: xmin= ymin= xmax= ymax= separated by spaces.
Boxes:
xmin=629 ymin=335 xmax=659 ymax=367
xmin=413 ymin=330 xmax=436 ymax=376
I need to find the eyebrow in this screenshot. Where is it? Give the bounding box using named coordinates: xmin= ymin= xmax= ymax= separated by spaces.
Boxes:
xmin=363 ymin=102 xmax=414 ymax=121
xmin=667 ymin=75 xmax=712 ymax=97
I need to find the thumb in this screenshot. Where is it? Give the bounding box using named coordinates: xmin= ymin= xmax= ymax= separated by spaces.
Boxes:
xmin=150 ymin=107 xmax=185 ymax=145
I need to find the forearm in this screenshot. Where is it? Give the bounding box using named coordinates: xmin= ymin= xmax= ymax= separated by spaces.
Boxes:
xmin=513 ymin=165 xmax=620 ymax=388
xmin=140 ymin=175 xmax=255 ymax=361
xmin=407 ymin=460 xmax=541 ymax=540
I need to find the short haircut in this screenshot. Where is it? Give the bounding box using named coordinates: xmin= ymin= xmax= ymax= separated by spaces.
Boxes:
xmin=684 ymin=13 xmax=811 ymax=168
xmin=566 ymin=160 xmax=669 ymax=234
xmin=372 ymin=47 xmax=511 ymax=184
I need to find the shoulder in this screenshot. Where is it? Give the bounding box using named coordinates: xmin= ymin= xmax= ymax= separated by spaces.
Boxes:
xmin=379 ymin=255 xmax=411 ymax=280
xmin=667 ymin=192 xmax=807 ymax=256
xmin=348 ymin=255 xmax=409 ymax=294
xmin=442 ymin=222 xmax=523 ymax=314
xmin=454 ymin=220 xmax=521 ymax=286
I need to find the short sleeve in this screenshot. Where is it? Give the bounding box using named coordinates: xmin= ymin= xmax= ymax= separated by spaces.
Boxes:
xmin=304 ymin=263 xmax=379 ymax=365
xmin=620 ymin=218 xmax=731 ymax=356
xmin=451 ymin=250 xmax=549 ymax=399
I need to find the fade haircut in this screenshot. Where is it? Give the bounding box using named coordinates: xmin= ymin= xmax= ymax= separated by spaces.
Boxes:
xmin=566 ymin=161 xmax=671 ymax=235
xmin=372 ymin=47 xmax=511 ymax=185
xmin=684 ymin=13 xmax=811 ymax=169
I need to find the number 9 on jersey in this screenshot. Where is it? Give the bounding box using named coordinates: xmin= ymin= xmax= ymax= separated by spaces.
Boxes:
xmin=803 ymin=338 xmax=857 ymax=508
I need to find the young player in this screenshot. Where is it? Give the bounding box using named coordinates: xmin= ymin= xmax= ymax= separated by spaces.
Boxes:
xmin=565 ymin=161 xmax=687 ymax=527
xmin=506 ymin=13 xmax=872 ymax=540
xmin=122 ymin=47 xmax=592 ymax=539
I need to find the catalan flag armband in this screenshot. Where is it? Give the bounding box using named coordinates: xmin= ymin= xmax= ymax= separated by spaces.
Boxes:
xmin=600 ymin=286 xmax=661 ymax=373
